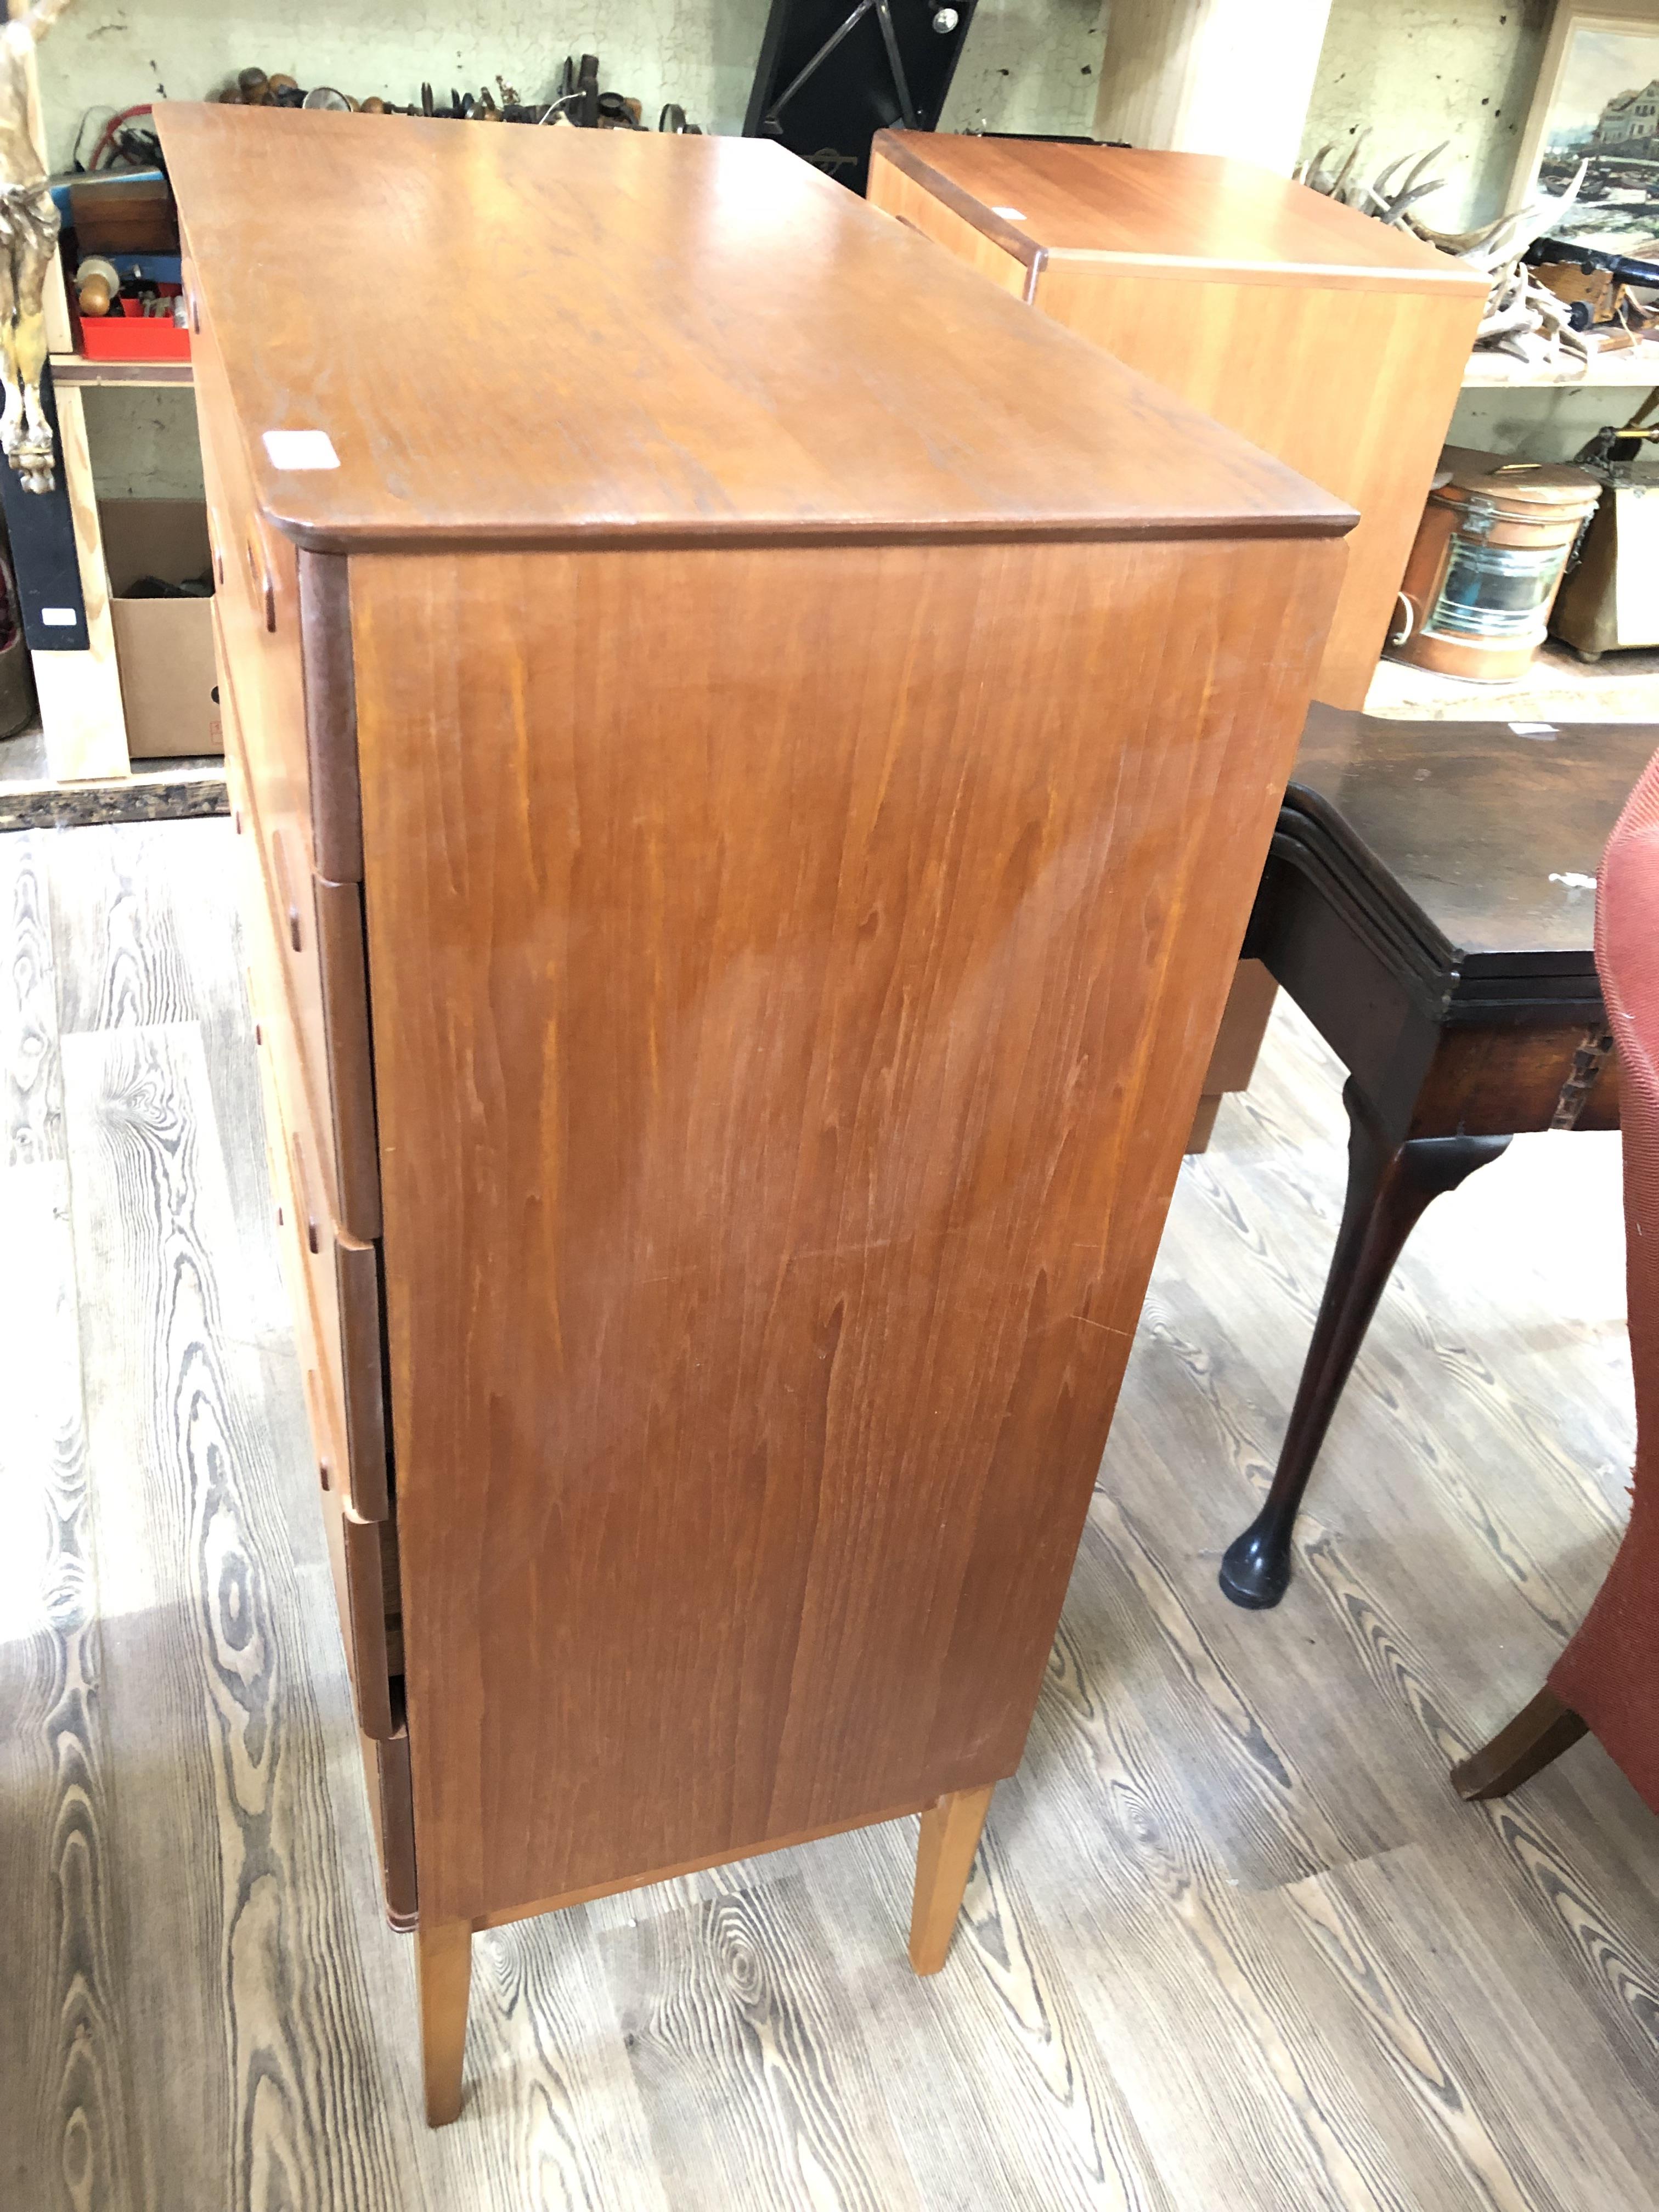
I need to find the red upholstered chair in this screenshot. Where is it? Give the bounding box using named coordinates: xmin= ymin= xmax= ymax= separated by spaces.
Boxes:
xmin=1453 ymin=748 xmax=1659 ymax=1810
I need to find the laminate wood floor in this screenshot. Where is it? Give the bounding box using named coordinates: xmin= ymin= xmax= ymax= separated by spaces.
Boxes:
xmin=2 ymin=817 xmax=1653 ymax=2211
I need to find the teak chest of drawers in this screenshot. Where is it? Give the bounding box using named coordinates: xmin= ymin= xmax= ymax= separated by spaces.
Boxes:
xmin=868 ymin=132 xmax=1487 ymax=712
xmin=868 ymin=134 xmax=1488 ymax=1149
xmin=159 ymin=102 xmax=1351 ymax=2124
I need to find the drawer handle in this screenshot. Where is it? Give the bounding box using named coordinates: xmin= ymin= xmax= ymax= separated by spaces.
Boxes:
xmin=246 ymin=525 xmax=276 ymax=632
xmin=189 ymin=287 xmax=201 ymax=335
xmin=289 ymin=1127 xmax=321 ymax=1256
xmin=270 ymin=827 xmax=303 ymax=952
xmin=302 ymin=1365 xmax=332 ymax=1491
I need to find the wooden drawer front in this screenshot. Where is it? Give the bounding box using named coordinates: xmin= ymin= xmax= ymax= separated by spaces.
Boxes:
xmin=240 ymin=845 xmax=391 ymax=1522
xmin=360 ymin=1726 xmax=417 ymax=1929
xmin=195 ymin=321 xmax=318 ymax=871
xmin=251 ymin=992 xmax=401 ymax=1742
xmin=188 ymin=253 xmax=363 ymax=885
xmin=221 ymin=644 xmax=381 ymax=1243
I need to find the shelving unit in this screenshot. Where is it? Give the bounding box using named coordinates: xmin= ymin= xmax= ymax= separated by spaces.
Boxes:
xmin=1462 ymin=348 xmax=1659 ymax=389
xmin=5 ymin=37 xmax=208 ymax=800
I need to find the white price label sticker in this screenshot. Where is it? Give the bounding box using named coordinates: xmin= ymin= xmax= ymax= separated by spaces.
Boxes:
xmin=263 ymin=429 xmax=340 ymax=471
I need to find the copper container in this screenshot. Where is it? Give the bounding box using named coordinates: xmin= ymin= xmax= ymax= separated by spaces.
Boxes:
xmin=1387 ymin=445 xmax=1602 ymax=683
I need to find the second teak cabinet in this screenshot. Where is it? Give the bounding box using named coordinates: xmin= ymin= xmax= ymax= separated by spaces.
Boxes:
xmin=868 ymin=133 xmax=1487 ymax=1141
xmin=869 ymin=131 xmax=1486 ymax=712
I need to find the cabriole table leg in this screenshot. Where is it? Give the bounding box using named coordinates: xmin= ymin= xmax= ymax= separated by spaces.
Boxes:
xmin=1220 ymin=1078 xmax=1509 ymax=1610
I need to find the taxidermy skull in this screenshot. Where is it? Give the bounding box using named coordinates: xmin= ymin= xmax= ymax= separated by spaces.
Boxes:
xmin=0 ymin=1 xmax=78 ymax=493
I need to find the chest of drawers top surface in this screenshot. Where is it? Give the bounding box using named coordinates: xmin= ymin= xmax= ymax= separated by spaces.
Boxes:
xmin=156 ymin=103 xmax=1351 ymax=554
xmin=871 ymin=133 xmax=1491 ymax=296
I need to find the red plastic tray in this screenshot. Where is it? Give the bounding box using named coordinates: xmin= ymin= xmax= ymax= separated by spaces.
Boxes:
xmin=74 ymin=292 xmax=191 ymax=363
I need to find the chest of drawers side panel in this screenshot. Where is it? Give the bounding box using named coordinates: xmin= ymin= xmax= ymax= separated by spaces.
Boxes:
xmin=350 ymin=530 xmax=1341 ymax=1929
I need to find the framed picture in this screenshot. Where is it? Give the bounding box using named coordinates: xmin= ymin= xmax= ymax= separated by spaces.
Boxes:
xmin=1511 ymin=3 xmax=1659 ymax=244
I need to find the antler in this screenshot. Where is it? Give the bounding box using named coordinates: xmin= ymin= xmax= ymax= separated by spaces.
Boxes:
xmin=1300 ymin=140 xmax=1594 ymax=369
xmin=14 ymin=0 xmax=80 ymax=43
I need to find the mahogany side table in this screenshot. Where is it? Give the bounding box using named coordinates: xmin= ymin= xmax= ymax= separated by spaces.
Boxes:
xmin=1220 ymin=707 xmax=1651 ymax=1609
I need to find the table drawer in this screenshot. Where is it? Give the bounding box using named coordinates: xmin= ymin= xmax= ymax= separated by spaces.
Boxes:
xmin=241 ymin=864 xmax=390 ymax=1523
xmin=222 ymin=645 xmax=381 ymax=1243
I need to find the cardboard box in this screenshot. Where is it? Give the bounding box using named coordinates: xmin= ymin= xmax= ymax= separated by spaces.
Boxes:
xmin=100 ymin=500 xmax=221 ymax=758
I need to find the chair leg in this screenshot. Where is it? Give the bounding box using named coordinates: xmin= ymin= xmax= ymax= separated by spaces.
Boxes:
xmin=1451 ymin=1687 xmax=1588 ymax=1801
xmin=1220 ymin=1079 xmax=1509 ymax=1610
xmin=416 ymin=1918 xmax=473 ymax=2127
xmin=909 ymin=1783 xmax=995 ymax=1975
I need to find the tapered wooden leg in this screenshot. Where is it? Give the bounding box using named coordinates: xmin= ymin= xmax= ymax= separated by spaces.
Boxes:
xmin=1220 ymin=1079 xmax=1510 ymax=1610
xmin=1452 ymin=1688 xmax=1588 ymax=1801
xmin=909 ymin=1783 xmax=995 ymax=1975
xmin=416 ymin=1918 xmax=473 ymax=2127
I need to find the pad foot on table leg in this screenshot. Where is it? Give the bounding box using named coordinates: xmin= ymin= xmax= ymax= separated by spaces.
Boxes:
xmin=1219 ymin=1514 xmax=1294 ymax=1609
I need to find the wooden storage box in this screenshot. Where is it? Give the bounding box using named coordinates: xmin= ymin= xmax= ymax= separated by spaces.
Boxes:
xmin=100 ymin=499 xmax=219 ymax=757
xmin=160 ymin=100 xmax=1350 ymax=2126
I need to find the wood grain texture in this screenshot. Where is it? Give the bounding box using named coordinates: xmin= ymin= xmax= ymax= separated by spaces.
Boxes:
xmin=458 ymin=1912 xmax=669 ymax=2207
xmin=1271 ymin=1844 xmax=1657 ymax=2210
xmin=54 ymin=841 xmax=413 ymax=2212
xmin=1019 ymin=1605 xmax=1416 ymax=2211
xmin=599 ymin=1873 xmax=925 ymax=2212
xmin=44 ymin=821 xmax=289 ymax=1343
xmin=874 ymin=137 xmax=1485 ymax=710
xmin=0 ymin=1164 xmax=134 ymax=2212
xmin=0 ymin=833 xmax=63 ymax=1165
xmin=9 ymin=818 xmax=1658 ymax=2207
xmin=834 ymin=1813 xmax=1178 ymax=2212
xmin=157 ymin=105 xmax=1352 ymax=554
xmin=63 ymin=1021 xmax=409 ymax=2208
xmin=353 ymin=530 xmax=1340 ymax=1928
